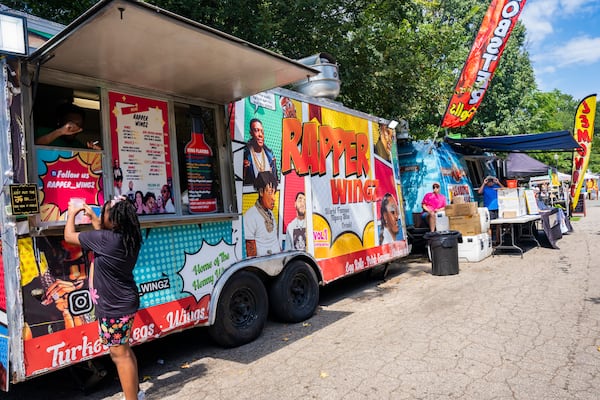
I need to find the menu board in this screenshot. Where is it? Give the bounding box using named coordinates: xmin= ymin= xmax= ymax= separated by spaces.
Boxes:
xmin=524 ymin=189 xmax=539 ymax=215
xmin=109 ymin=92 xmax=174 ymax=214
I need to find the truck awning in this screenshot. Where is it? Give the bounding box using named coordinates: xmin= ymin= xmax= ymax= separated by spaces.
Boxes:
xmin=445 ymin=130 xmax=581 ymax=153
xmin=27 ymin=0 xmax=317 ymax=104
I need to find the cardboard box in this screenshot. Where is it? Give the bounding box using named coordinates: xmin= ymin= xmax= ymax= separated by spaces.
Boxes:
xmin=502 ymin=210 xmax=517 ymax=218
xmin=449 ymin=213 xmax=482 ymax=236
xmin=452 ymin=196 xmax=465 ymax=204
xmin=445 ymin=202 xmax=478 ymax=217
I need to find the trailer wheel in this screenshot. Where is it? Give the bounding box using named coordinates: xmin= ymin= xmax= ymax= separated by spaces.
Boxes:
xmin=208 ymin=271 xmax=268 ymax=348
xmin=269 ymin=260 xmax=319 ymax=323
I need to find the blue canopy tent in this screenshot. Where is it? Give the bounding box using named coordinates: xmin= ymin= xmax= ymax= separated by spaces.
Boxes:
xmin=444 ymin=130 xmax=581 ymax=153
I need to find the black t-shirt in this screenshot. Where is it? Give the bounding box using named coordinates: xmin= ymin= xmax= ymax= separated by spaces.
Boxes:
xmin=79 ymin=230 xmax=139 ymax=319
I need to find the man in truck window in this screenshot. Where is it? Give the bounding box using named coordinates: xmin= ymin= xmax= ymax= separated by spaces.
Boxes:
xmin=244 ymin=171 xmax=280 ymax=256
xmin=35 ymin=103 xmax=101 ymax=150
xmin=243 ymin=118 xmax=277 ymax=186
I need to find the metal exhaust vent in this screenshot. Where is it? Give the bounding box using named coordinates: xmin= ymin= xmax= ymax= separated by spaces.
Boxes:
xmin=289 ymin=52 xmax=340 ymax=99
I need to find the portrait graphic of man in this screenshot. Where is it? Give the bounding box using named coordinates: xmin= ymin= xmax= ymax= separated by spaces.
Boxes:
xmin=286 ymin=192 xmax=306 ymax=251
xmin=374 ymin=124 xmax=393 ymax=162
xmin=243 ymin=118 xmax=278 ymax=186
xmin=244 ymin=171 xmax=280 ymax=257
xmin=379 ymin=193 xmax=400 ymax=245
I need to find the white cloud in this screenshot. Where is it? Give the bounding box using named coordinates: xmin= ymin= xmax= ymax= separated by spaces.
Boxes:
xmin=518 ymin=0 xmax=600 ymax=96
xmin=560 ymin=0 xmax=598 ymax=14
xmin=520 ymin=0 xmax=559 ymax=44
xmin=521 ymin=0 xmax=600 ymax=44
xmin=532 ymin=36 xmax=600 ymax=67
xmin=554 ymin=36 xmax=600 ymax=66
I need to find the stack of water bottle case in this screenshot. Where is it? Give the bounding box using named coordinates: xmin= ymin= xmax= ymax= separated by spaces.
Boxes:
xmin=434 ymin=199 xmax=493 ymax=262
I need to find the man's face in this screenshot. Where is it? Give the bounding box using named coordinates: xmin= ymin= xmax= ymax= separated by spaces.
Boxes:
xmin=65 ymin=112 xmax=83 ymax=130
xmin=295 ymin=194 xmax=306 ymax=217
xmin=384 ymin=200 xmax=399 ymax=234
xmin=62 ymin=112 xmax=84 ymax=142
xmin=259 ymin=185 xmax=276 ymax=210
xmin=250 ymin=121 xmax=265 ymax=148
xmin=382 ymin=127 xmax=393 ymax=152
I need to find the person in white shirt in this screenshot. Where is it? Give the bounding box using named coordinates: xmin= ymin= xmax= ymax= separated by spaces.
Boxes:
xmin=244 ymin=171 xmax=280 ymax=256
xmin=286 ymin=192 xmax=306 ymax=251
xmin=379 ymin=193 xmax=400 ymax=245
xmin=160 ymin=184 xmax=175 ymax=213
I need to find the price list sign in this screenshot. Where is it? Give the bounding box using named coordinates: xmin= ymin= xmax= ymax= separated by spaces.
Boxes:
xmin=109 ymin=91 xmax=173 ymax=214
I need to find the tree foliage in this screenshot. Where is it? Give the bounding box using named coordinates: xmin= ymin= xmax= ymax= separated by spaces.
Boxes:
xmin=6 ymin=0 xmax=600 ymax=172
xmin=3 ymin=0 xmax=97 ymax=25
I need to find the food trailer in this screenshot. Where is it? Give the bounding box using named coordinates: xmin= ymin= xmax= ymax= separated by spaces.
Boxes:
xmin=0 ymin=0 xmax=409 ymax=390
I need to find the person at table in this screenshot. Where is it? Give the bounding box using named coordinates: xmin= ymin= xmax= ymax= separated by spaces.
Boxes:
xmin=533 ymin=187 xmax=570 ymax=234
xmin=478 ymin=176 xmax=504 ymax=219
xmin=421 ymin=182 xmax=447 ymax=232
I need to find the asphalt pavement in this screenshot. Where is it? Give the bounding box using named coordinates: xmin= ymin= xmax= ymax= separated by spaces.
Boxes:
xmin=5 ymin=200 xmax=600 ymax=399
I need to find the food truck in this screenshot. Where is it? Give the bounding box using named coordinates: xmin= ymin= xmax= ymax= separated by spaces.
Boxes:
xmin=397 ymin=140 xmax=480 ymax=227
xmin=0 ymin=0 xmax=410 ymax=390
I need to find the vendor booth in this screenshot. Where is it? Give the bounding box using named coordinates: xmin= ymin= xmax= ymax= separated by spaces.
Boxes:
xmin=444 ymin=131 xmax=580 ymax=254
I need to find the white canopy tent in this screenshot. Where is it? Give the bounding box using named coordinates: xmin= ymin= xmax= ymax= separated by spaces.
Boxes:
xmin=529 ymin=171 xmax=570 ymax=184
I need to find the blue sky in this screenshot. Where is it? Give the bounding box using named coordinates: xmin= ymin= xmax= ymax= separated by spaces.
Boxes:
xmin=520 ymin=0 xmax=600 ymax=101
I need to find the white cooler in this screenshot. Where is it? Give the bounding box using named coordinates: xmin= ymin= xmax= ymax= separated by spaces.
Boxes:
xmin=478 ymin=207 xmax=490 ymax=232
xmin=458 ymin=232 xmax=492 ymax=262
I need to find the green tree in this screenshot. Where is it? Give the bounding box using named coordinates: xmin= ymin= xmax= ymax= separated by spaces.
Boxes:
xmin=3 ymin=0 xmax=98 ymax=25
xmin=12 ymin=0 xmax=596 ymax=175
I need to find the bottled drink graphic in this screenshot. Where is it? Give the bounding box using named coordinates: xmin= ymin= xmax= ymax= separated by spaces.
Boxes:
xmin=185 ymin=115 xmax=217 ymax=213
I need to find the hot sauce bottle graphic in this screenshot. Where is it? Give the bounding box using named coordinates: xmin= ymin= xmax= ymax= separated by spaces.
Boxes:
xmin=185 ymin=114 xmax=217 ymax=213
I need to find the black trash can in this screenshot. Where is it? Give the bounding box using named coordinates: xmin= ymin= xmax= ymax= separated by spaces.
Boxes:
xmin=423 ymin=230 xmax=462 ymax=276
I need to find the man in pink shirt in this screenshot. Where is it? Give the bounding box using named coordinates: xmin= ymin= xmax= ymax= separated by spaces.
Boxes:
xmin=421 ymin=182 xmax=447 ymax=232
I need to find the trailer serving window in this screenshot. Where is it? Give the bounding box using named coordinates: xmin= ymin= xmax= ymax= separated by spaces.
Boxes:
xmin=33 ymin=83 xmax=102 ymax=150
xmin=32 ymin=83 xmax=105 ymax=226
xmin=33 ymin=84 xmax=231 ymax=226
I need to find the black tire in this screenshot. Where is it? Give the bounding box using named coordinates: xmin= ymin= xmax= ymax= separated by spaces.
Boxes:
xmin=269 ymin=260 xmax=319 ymax=323
xmin=208 ymin=271 xmax=268 ymax=348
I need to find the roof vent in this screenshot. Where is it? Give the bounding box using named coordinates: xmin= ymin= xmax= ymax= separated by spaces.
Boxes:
xmin=290 ymin=53 xmax=340 ymax=99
